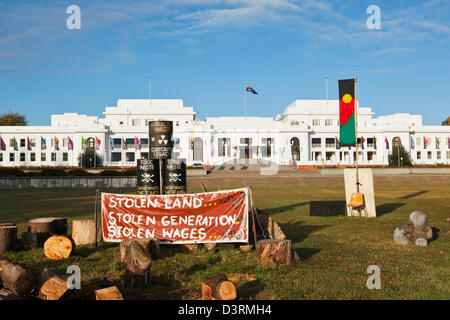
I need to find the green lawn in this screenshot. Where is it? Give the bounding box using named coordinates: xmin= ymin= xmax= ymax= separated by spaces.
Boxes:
xmin=0 ymin=181 xmax=449 ymax=300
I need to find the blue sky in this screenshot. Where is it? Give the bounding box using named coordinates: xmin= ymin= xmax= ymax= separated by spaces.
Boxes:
xmin=0 ymin=0 xmax=449 ymax=125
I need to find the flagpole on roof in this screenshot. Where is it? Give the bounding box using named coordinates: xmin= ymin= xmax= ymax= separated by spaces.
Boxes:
xmin=244 ymin=83 xmax=247 ymax=120
xmin=149 ymin=75 xmax=152 ymax=113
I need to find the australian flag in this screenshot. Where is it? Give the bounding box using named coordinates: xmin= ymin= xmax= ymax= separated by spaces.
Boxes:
xmin=245 ymin=84 xmax=258 ymax=94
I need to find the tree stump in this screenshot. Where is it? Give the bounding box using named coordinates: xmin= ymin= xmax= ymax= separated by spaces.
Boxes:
xmin=125 ymin=241 xmax=152 ymax=291
xmin=255 ymin=239 xmax=292 ymax=267
xmin=120 ymin=238 xmax=160 ymax=262
xmin=37 ymin=268 xmax=69 ymax=300
xmin=0 ymin=259 xmax=36 ymax=296
xmin=43 ymin=235 xmax=73 ymax=260
xmin=21 ymin=232 xmax=51 ymax=249
xmin=0 ymin=223 xmax=17 ymax=255
xmin=201 ymin=273 xmax=237 ymax=300
xmin=95 ymin=286 xmax=123 ymax=300
xmin=29 ymin=217 xmax=67 ymax=234
xmin=257 ymin=213 xmax=286 ymax=240
xmin=72 ymin=220 xmax=98 ymax=246
xmin=22 ymin=217 xmax=68 ymax=249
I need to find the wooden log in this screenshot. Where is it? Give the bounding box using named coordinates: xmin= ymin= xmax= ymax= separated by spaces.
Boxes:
xmin=21 ymin=231 xmax=50 ymax=249
xmin=28 ymin=217 xmax=67 ymax=235
xmin=37 ymin=268 xmax=69 ymax=300
xmin=120 ymin=238 xmax=160 ymax=262
xmin=0 ymin=259 xmax=36 ymax=296
xmin=201 ymin=273 xmax=236 ymax=300
xmin=0 ymin=223 xmax=17 ymax=255
xmin=255 ymin=239 xmax=292 ymax=267
xmin=43 ymin=235 xmax=73 ymax=260
xmin=0 ymin=288 xmax=26 ymax=300
xmin=95 ymin=286 xmax=123 ymax=300
xmin=72 ymin=220 xmax=97 ymax=246
xmin=125 ymin=241 xmax=152 ymax=291
xmin=257 ymin=213 xmax=286 ymax=240
xmin=50 ymin=218 xmax=68 ymax=235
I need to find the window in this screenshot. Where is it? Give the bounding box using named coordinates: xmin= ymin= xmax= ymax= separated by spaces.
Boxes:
xmin=312 ymin=119 xmax=320 ymax=126
xmin=126 ymin=152 xmax=135 ymax=162
xmin=141 ymin=138 xmax=149 ymax=148
xmin=368 ymin=151 xmax=376 ymax=161
xmin=63 ymin=138 xmax=68 ymax=147
xmin=436 ymin=138 xmax=440 ymax=149
xmin=10 ymin=153 xmax=14 ymax=161
xmin=63 ymin=152 xmax=68 ymax=161
xmin=325 ymin=152 xmax=333 ymax=160
xmin=9 ymin=139 xmax=14 ymax=147
xmin=0 ymin=153 xmax=2 ymax=162
xmin=51 ymin=153 xmax=57 ymax=161
xmin=325 ymin=138 xmax=335 ymax=148
xmin=312 ymin=138 xmax=321 ymax=148
xmin=325 ymin=119 xmax=333 ymax=126
xmin=437 ymin=151 xmax=441 ymax=160
xmin=20 ymin=153 xmax=25 ymax=161
xmin=126 ymin=138 xmax=135 ymax=149
xmin=240 ymin=138 xmax=252 ymax=145
xmin=111 ymin=152 xmax=121 ymax=162
xmin=261 ymin=138 xmax=273 ymax=157
xmin=416 ymin=151 xmax=421 ymax=160
xmin=119 ymin=121 xmax=124 ymax=125
xmin=41 ymin=153 xmax=46 ymax=161
xmin=132 ymin=119 xmax=141 ymax=126
xmin=427 ymin=151 xmax=432 ymax=160
xmin=367 ymin=138 xmax=374 ymax=148
xmin=30 ymin=153 xmax=35 ymax=161
xmin=113 ymin=138 xmax=121 ymax=149
xmin=447 ymin=151 xmax=450 ymax=159
xmin=31 ymin=138 xmax=36 ymax=147
xmin=20 ymin=139 xmax=25 ymax=147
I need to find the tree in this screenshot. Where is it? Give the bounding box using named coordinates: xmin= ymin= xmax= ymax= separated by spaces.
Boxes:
xmin=441 ymin=116 xmax=450 ymax=126
xmin=77 ymin=148 xmax=103 ymax=168
xmin=0 ymin=111 xmax=27 ymax=126
xmin=388 ymin=146 xmax=412 ymax=167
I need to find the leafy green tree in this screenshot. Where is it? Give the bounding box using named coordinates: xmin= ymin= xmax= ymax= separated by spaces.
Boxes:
xmin=0 ymin=111 xmax=27 ymax=126
xmin=389 ymin=146 xmax=412 ymax=166
xmin=77 ymin=148 xmax=103 ymax=168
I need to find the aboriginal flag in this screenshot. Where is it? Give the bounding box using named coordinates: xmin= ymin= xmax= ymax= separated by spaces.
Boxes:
xmin=338 ymin=79 xmax=356 ymax=146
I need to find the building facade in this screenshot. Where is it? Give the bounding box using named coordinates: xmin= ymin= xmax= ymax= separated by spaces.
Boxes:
xmin=1 ymin=99 xmax=449 ymax=167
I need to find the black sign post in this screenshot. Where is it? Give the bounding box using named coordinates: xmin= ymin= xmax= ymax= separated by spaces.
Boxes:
xmin=148 ymin=121 xmax=174 ymax=195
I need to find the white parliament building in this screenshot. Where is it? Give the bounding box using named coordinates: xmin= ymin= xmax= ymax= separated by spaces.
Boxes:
xmin=0 ymin=98 xmax=449 ymax=167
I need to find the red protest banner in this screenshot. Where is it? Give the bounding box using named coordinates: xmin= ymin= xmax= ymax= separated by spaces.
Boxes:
xmin=101 ymin=187 xmax=249 ymax=244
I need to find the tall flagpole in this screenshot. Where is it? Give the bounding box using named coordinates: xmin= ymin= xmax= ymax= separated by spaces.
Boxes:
xmin=149 ymin=75 xmax=152 ymax=112
xmin=244 ymin=84 xmax=247 ymax=120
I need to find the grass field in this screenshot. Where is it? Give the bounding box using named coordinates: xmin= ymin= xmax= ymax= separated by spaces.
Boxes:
xmin=1 ymin=175 xmax=449 ymax=300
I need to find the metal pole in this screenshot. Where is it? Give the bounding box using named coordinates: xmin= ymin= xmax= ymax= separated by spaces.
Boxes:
xmin=95 ymin=188 xmax=99 ymax=248
xmin=248 ymin=186 xmax=257 ymax=246
xmin=159 ymin=159 xmax=164 ymax=194
xmin=244 ymin=84 xmax=247 ymax=120
xmin=398 ymin=140 xmax=400 ymax=167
